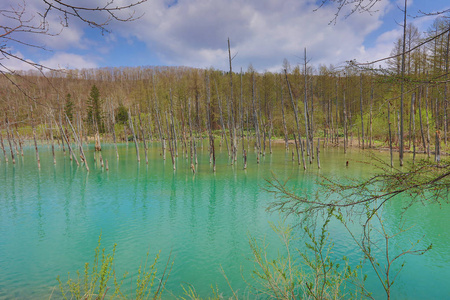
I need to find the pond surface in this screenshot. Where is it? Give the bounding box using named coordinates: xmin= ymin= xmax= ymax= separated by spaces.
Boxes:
xmin=0 ymin=141 xmax=449 ymax=299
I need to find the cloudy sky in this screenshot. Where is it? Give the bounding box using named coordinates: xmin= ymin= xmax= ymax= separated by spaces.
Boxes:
xmin=2 ymin=0 xmax=449 ymax=72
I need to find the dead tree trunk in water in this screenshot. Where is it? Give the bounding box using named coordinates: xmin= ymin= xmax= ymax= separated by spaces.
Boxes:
xmin=215 ymin=81 xmax=230 ymax=156
xmin=280 ymin=79 xmax=289 ymax=150
xmin=188 ymin=98 xmax=196 ymax=173
xmin=343 ymin=88 xmax=347 ymax=154
xmin=169 ymin=90 xmax=178 ymax=157
xmin=417 ymin=88 xmax=426 ymax=153
xmin=228 ymin=38 xmax=237 ymax=163
xmin=58 ymin=113 xmax=79 ymax=166
xmin=50 ymin=118 xmax=56 ymax=164
xmin=317 ymin=138 xmax=321 ymax=169
xmin=0 ymin=131 xmax=8 ymax=162
xmin=165 ymin=111 xmax=176 ymax=170
xmin=388 ymin=102 xmax=393 ymax=168
xmin=30 ymin=107 xmax=40 ymax=168
xmin=5 ymin=114 xmax=15 ymax=164
xmin=303 ymin=48 xmax=311 ymax=164
xmin=15 ymin=127 xmax=24 ymax=157
xmin=128 ymin=109 xmax=140 ymax=163
xmin=240 ymin=69 xmax=245 ymax=155
xmin=65 ymin=114 xmax=88 ymax=171
xmin=369 ymin=84 xmax=374 ymax=148
xmin=425 ymin=85 xmax=431 ymax=157
xmin=444 ymin=27 xmax=450 ymax=145
xmin=155 ymin=105 xmax=165 ymax=160
xmin=206 ymin=73 xmax=215 ymax=172
xmin=399 ymin=0 xmax=408 ymax=166
xmin=138 ymin=106 xmax=148 ymax=165
xmin=412 ymin=93 xmax=416 ymax=163
xmin=109 ymin=100 xmax=119 ymax=159
xmin=435 ymin=97 xmax=441 ymax=163
xmin=284 ymin=69 xmax=306 ymax=169
xmin=359 ymin=74 xmax=365 ymax=150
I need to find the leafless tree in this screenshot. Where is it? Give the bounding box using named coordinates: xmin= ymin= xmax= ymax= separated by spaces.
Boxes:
xmin=1 ymin=0 xmax=146 ymax=92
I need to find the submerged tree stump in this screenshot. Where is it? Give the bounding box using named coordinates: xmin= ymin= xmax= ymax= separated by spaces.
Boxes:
xmin=95 ymin=132 xmax=102 ymax=151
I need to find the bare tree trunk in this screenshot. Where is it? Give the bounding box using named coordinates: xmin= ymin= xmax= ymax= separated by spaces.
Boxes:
xmin=165 ymin=111 xmax=176 ymax=170
xmin=109 ymin=100 xmax=119 ymax=159
xmin=228 ymin=38 xmax=237 ymax=163
xmin=206 ymin=73 xmax=215 ymax=170
xmin=128 ymin=109 xmax=140 ymax=163
xmin=317 ymin=138 xmax=321 ymax=169
xmin=369 ymin=84 xmax=374 ymax=148
xmin=251 ymin=73 xmax=262 ymax=163
xmin=444 ymin=27 xmax=450 ymax=145
xmin=359 ymin=74 xmax=365 ymax=150
xmin=280 ymin=79 xmax=289 ymax=150
xmin=50 ymin=118 xmax=56 ymax=164
xmin=240 ymin=69 xmax=245 ymax=155
xmin=409 ymin=93 xmax=414 ymax=150
xmin=15 ymin=127 xmax=24 ymax=156
xmin=268 ymin=109 xmax=273 ymax=154
xmin=310 ymin=78 xmax=315 ymax=154
xmin=5 ymin=114 xmax=15 ymax=164
xmin=11 ymin=127 xmax=19 ymax=156
xmin=435 ymin=97 xmax=441 ymax=163
xmin=412 ymin=93 xmax=416 ymax=163
xmin=0 ymin=131 xmax=8 ymax=162
xmin=30 ymin=107 xmax=40 ymax=168
xmin=188 ymin=97 xmax=196 ymax=173
xmin=65 ymin=114 xmax=88 ymax=171
xmin=155 ymin=105 xmax=165 ymax=160
xmin=388 ymin=102 xmax=393 ymax=168
xmin=343 ymin=87 xmax=347 ymax=154
xmin=169 ymin=90 xmax=178 ymax=157
xmin=303 ymin=48 xmax=311 ymax=163
xmin=425 ymin=85 xmax=431 ymax=158
xmin=397 ymin=111 xmax=400 ymax=148
xmin=243 ymin=149 xmax=247 ymax=169
xmin=284 ymin=69 xmax=306 ymax=169
xmin=335 ymin=78 xmax=339 ymax=145
xmin=215 ymin=81 xmax=230 ymax=156
xmin=417 ymin=88 xmax=426 ymax=153
xmin=58 ymin=113 xmax=79 ymax=166
xmin=399 ymin=0 xmax=408 ymax=166
xmin=138 ymin=106 xmax=148 ymax=164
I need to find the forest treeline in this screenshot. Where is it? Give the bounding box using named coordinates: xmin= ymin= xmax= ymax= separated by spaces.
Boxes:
xmin=0 ymin=16 xmax=449 ymax=167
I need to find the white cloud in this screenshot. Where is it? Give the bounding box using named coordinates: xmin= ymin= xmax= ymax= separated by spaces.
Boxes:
xmin=0 ymin=51 xmax=36 ymax=72
xmin=111 ymin=0 xmax=393 ymax=71
xmin=38 ymin=53 xmax=98 ymax=70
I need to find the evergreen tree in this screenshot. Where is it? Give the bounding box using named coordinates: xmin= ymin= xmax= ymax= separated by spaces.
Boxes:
xmin=86 ymin=85 xmax=103 ymax=132
xmin=116 ymin=103 xmax=129 ymax=125
xmin=65 ymin=93 xmax=74 ymax=122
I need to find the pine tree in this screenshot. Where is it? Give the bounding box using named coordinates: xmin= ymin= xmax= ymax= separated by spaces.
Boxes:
xmin=86 ymin=85 xmax=103 ymax=133
xmin=65 ymin=93 xmax=74 ymax=122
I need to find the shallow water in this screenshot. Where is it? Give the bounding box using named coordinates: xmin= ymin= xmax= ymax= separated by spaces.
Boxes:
xmin=0 ymin=141 xmax=449 ymax=299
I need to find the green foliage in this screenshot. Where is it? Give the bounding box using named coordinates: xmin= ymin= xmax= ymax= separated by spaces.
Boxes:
xmin=56 ymin=234 xmax=172 ymax=300
xmin=57 ymin=235 xmax=117 ymax=300
xmin=65 ymin=93 xmax=74 ymax=122
xmin=87 ymin=85 xmax=104 ymax=133
xmin=116 ymin=104 xmax=129 ymax=125
xmin=246 ymin=219 xmax=368 ymax=299
xmin=266 ymin=156 xmax=441 ymax=298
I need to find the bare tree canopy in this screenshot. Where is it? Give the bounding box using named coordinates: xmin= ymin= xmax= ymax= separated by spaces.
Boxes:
xmin=315 ymin=0 xmax=381 ymax=23
xmin=1 ymin=0 xmax=146 ymax=73
xmin=317 ymin=0 xmax=450 ymax=23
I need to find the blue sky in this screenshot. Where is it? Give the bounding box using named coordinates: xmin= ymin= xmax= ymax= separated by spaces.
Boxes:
xmin=2 ymin=0 xmax=449 ymax=73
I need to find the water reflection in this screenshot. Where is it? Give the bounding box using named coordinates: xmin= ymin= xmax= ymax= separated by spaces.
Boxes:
xmin=0 ymin=144 xmax=449 ymax=299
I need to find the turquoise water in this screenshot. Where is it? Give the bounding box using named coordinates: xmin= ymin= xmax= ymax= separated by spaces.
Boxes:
xmin=0 ymin=141 xmax=449 ymax=299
